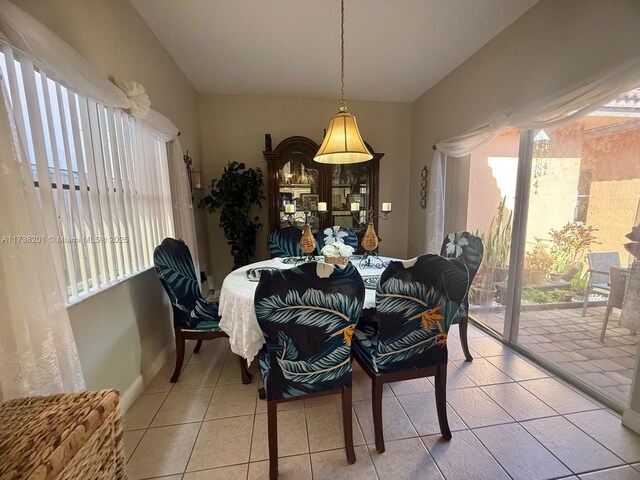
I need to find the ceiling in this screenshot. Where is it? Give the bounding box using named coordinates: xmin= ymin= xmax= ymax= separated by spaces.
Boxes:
xmin=131 ymin=0 xmax=538 ymax=103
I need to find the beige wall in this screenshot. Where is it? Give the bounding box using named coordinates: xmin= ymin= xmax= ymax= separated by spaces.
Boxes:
xmin=12 ymin=0 xmax=203 ymax=407
xmin=199 ymin=94 xmax=412 ymax=287
xmin=409 ymin=0 xmax=640 ymax=256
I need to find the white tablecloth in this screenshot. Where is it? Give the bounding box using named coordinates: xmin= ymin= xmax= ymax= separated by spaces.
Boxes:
xmin=218 ymin=257 xmax=394 ymax=364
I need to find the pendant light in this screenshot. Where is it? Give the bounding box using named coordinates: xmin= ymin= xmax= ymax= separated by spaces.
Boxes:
xmin=314 ymin=0 xmax=373 ymax=164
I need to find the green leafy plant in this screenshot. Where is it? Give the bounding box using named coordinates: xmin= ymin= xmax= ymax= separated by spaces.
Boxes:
xmin=198 ymin=161 xmax=264 ymax=269
xmin=549 ymin=223 xmax=599 ymax=273
xmin=521 ymin=287 xmax=570 ymax=304
xmin=570 ymin=262 xmax=588 ymax=296
xmin=478 ymin=197 xmax=512 ymax=269
xmin=525 ymin=238 xmax=554 ymax=272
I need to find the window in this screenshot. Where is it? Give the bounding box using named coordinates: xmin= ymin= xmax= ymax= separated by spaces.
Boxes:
xmin=0 ymin=44 xmax=174 ymax=301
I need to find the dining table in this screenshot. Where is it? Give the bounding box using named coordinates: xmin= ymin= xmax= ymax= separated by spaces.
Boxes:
xmin=218 ymin=255 xmax=397 ymax=364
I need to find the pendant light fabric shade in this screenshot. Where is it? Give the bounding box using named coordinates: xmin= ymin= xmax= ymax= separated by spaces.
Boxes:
xmin=314 ymin=109 xmax=373 ymax=164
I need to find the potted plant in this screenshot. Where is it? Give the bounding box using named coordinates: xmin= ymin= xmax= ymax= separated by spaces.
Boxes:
xmin=198 ymin=161 xmax=264 ymax=269
xmin=478 ymin=197 xmax=512 ymax=285
xmin=524 ymin=238 xmax=553 ymax=284
xmin=548 ymin=223 xmax=599 ymax=281
xmin=570 ymin=262 xmax=588 ymax=302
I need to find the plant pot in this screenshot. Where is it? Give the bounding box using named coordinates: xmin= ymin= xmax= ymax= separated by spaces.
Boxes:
xmin=548 ymin=272 xmax=564 ymax=282
xmin=562 ymin=264 xmax=579 ymax=281
xmin=484 ymin=265 xmax=509 ymax=284
xmin=531 ymin=270 xmax=547 ymax=284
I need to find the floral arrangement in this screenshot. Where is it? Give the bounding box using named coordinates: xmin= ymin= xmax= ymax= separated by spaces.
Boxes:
xmin=321 ymin=243 xmax=354 ymax=258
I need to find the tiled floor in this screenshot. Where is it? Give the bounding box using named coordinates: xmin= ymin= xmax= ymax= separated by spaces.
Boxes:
xmin=123 ymin=324 xmax=640 ymax=480
xmin=474 ymin=305 xmax=638 ymax=404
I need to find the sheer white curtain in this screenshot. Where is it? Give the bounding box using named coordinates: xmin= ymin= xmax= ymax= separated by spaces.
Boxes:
xmin=427 ymin=54 xmax=640 ymax=250
xmin=424 ymin=150 xmax=446 ymax=254
xmin=0 ymin=78 xmax=85 ymax=399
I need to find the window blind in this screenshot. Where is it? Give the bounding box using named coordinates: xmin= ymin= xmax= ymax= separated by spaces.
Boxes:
xmin=0 ymin=44 xmax=174 ymax=301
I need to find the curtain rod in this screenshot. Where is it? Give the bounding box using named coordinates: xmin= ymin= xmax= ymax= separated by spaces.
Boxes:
xmin=432 ymin=145 xmax=436 ymax=150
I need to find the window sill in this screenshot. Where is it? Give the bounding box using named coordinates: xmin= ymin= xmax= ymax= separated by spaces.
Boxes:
xmin=66 ymin=266 xmax=156 ymax=308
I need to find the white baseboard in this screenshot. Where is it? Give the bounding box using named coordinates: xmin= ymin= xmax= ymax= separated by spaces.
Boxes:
xmin=623 ymin=408 xmax=640 ymax=434
xmin=119 ymin=340 xmax=175 ymax=415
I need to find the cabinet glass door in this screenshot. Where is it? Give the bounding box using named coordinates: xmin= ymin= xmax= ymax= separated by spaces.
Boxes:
xmin=278 ymin=151 xmax=320 ymax=232
xmin=330 ymin=163 xmax=371 ymax=231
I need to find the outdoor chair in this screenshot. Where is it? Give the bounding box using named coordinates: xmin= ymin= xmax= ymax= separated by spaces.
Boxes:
xmin=582 ymin=252 xmax=621 ymax=317
xmin=154 ymin=238 xmax=251 ymax=384
xmin=440 ymin=231 xmax=484 ymax=361
xmin=599 ymin=265 xmax=628 ymax=342
xmin=352 ymin=254 xmax=469 ymax=452
xmin=254 ymin=262 xmax=364 ymax=479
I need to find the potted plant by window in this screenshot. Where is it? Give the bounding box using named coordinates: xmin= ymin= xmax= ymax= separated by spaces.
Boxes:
xmin=548 ymin=223 xmax=599 ymax=281
xmin=198 ymin=161 xmax=264 ymax=270
xmin=479 ymin=197 xmax=512 ymax=285
xmin=524 ymin=239 xmax=553 ymax=284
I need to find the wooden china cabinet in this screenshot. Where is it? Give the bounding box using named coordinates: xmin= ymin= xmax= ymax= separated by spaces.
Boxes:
xmin=263 ymin=135 xmax=384 ymax=244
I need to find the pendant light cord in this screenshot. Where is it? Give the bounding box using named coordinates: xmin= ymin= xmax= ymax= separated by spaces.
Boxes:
xmin=340 ymin=0 xmax=345 ymax=108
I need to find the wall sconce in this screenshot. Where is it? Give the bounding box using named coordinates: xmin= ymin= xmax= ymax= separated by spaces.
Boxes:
xmin=183 ymin=150 xmax=203 ymax=192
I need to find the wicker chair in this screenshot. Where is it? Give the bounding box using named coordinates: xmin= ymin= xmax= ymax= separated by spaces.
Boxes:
xmin=154 ymin=238 xmax=251 ymax=384
xmin=440 ymin=231 xmax=484 ymax=361
xmin=254 ymin=262 xmax=364 ymax=479
xmin=352 ymin=254 xmax=469 ymax=453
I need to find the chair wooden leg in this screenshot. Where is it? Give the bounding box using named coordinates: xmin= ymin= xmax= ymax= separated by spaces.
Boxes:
xmin=435 ymin=363 xmax=452 ymax=440
xmin=342 ymin=386 xmax=356 ymax=464
xmin=193 ymin=340 xmax=203 ymax=353
xmin=239 ymin=355 xmax=252 ymax=384
xmin=267 ymin=400 xmax=278 ymax=480
xmin=170 ymin=329 xmax=185 ymax=383
xmin=459 ymin=316 xmax=473 ymax=362
xmin=600 ymin=305 xmax=613 ymax=343
xmin=372 ymin=377 xmax=385 ymax=453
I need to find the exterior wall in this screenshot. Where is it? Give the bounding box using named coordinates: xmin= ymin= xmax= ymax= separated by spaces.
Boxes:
xmin=11 ymin=0 xmax=203 ymax=410
xmin=199 ymin=94 xmax=412 ymax=288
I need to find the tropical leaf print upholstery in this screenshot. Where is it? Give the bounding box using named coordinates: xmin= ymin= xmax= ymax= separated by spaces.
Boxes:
xmin=154 ymin=238 xmax=222 ymax=331
xmin=268 ymin=226 xmax=303 ymax=257
xmin=254 ymin=262 xmax=365 ymax=400
xmin=353 ymin=254 xmax=469 ymax=373
xmin=440 ymin=231 xmax=484 ymax=319
xmin=316 ymin=226 xmax=359 ymax=253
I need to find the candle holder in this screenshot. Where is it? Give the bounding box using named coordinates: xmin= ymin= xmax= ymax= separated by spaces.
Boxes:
xmin=352 ymin=206 xmax=392 ymax=269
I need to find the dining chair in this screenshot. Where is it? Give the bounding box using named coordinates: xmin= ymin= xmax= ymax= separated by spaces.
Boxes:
xmin=440 ymin=231 xmax=484 ymax=361
xmin=254 ymin=262 xmax=365 ymax=480
xmin=268 ymin=226 xmax=303 ymax=258
xmin=316 ymin=225 xmax=359 ymax=253
xmin=599 ymin=266 xmax=628 ymax=342
xmin=154 ymin=238 xmax=252 ymax=384
xmin=582 ymin=251 xmax=621 ymax=317
xmin=352 ymin=254 xmax=469 ymax=453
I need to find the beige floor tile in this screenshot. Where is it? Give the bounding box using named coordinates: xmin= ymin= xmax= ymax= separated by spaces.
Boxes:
xmin=474 ymin=423 xmax=572 ymax=480
xmin=353 ymin=395 xmax=417 ymax=444
xmin=126 ymin=423 xmax=200 ymax=480
xmin=310 ymin=445 xmax=377 ymax=480
xmin=519 ymin=378 xmax=600 ymax=414
xmin=151 ymin=388 xmax=214 ymax=427
xmin=351 ymin=366 xmax=393 ymax=401
xmin=427 ymin=362 xmax=476 ymax=390
xmin=468 ymin=336 xmax=513 ymax=357
xmin=250 ymin=409 xmax=309 ymax=461
xmin=303 ymin=392 xmax=340 ymax=409
xmin=485 ymin=354 xmax=550 ymax=381
xmin=123 ymin=429 xmax=145 ymax=461
xmin=368 ymin=437 xmax=443 ymax=480
xmin=124 ymin=392 xmax=168 ymax=431
xmin=305 ymin=403 xmax=365 ymax=452
xmin=567 ymin=409 xmax=640 ymax=463
xmin=580 ymin=466 xmax=640 ymax=480
xmin=397 ymin=392 xmax=467 ymax=436
xmin=173 ymin=362 xmax=223 ymax=391
xmin=389 ymin=378 xmax=434 ymax=396
xmin=146 ymin=476 xmax=183 ymax=480
xmin=248 ymin=454 xmax=312 ymax=480
xmin=422 ymin=430 xmax=510 ymax=480
xmin=183 ymin=464 xmax=248 ymax=479
xmin=446 ymin=386 xmax=513 ymax=428
xmin=256 ymin=397 xmax=304 ymax=414
xmin=216 ymin=352 xmax=247 ymax=385
xmin=187 ymin=338 xmax=230 ymax=366
xmin=453 ymin=358 xmax=513 ymax=385
xmin=187 ymin=415 xmax=254 ymax=471
xmin=205 ymin=383 xmax=258 ymax=419
xmin=522 ymin=416 xmax=624 ymax=474
xmin=143 ymin=364 xmax=176 ymax=394
xmin=481 ymin=383 xmax=557 ymax=421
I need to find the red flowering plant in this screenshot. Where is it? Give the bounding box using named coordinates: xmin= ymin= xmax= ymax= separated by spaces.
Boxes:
xmin=548 ymin=223 xmax=599 ymax=273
